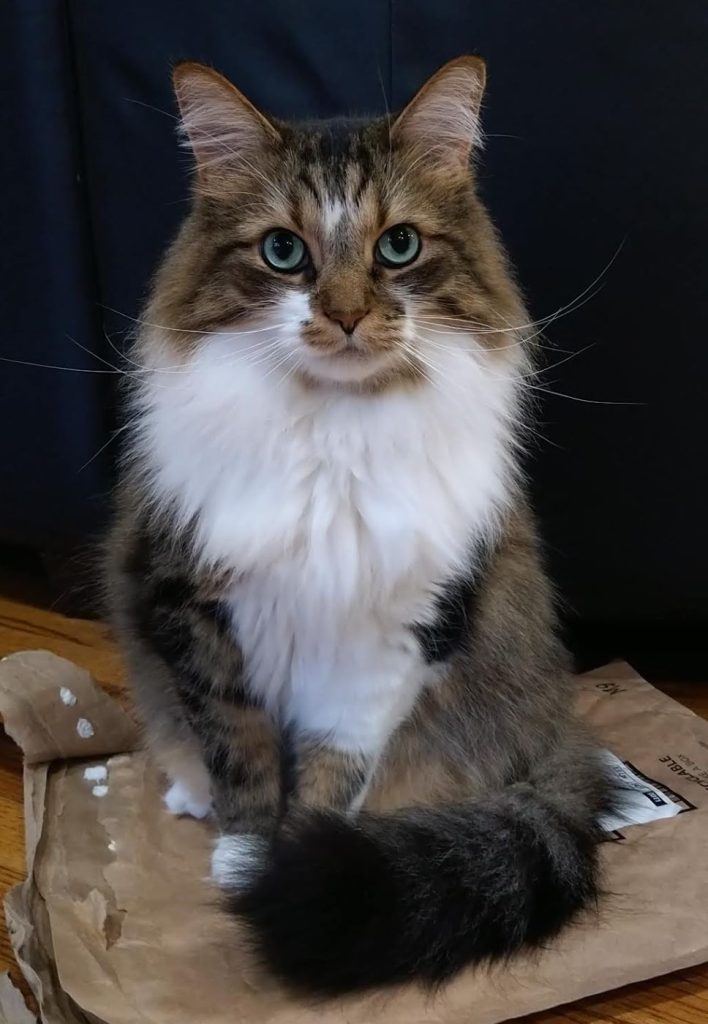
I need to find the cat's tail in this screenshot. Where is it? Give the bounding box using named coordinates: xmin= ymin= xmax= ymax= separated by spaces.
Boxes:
xmin=214 ymin=756 xmax=613 ymax=996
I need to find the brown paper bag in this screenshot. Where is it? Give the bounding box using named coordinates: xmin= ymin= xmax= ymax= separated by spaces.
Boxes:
xmin=2 ymin=650 xmax=708 ymax=1024
xmin=0 ymin=972 xmax=37 ymax=1024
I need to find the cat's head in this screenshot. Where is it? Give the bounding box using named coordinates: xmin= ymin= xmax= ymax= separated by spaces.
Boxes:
xmin=143 ymin=57 xmax=528 ymax=392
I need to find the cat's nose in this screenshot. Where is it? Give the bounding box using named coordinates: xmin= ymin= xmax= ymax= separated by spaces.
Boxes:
xmin=324 ymin=308 xmax=370 ymax=335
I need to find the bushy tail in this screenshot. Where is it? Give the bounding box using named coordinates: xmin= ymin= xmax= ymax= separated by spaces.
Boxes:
xmin=226 ymin=778 xmax=611 ymax=996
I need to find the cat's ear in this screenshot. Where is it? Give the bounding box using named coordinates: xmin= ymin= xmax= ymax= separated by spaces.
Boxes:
xmin=172 ymin=62 xmax=280 ymax=179
xmin=392 ymin=56 xmax=486 ymax=169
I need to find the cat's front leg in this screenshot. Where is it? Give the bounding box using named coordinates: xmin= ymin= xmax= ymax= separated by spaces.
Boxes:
xmin=205 ymin=699 xmax=284 ymax=887
xmin=203 ymin=700 xmax=282 ymax=836
xmin=288 ymin=654 xmax=424 ymax=817
xmin=209 ymin=658 xmax=421 ymax=889
xmin=293 ymin=740 xmax=373 ymax=814
xmin=155 ymin=656 xmax=282 ymax=840
xmin=209 ymin=713 xmax=382 ymax=890
xmin=120 ymin=548 xmax=284 ymax=846
xmin=209 ymin=635 xmax=424 ymax=889
xmin=159 ymin=695 xmax=282 ymax=833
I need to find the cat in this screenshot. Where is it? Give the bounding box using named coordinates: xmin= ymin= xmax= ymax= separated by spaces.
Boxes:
xmin=105 ymin=56 xmax=614 ymax=996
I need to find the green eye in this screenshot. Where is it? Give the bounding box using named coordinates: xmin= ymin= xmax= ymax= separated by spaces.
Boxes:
xmin=261 ymin=229 xmax=308 ymax=272
xmin=375 ymin=224 xmax=421 ymax=268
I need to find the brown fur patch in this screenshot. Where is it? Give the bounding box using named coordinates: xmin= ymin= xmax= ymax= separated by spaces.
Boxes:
xmin=210 ymin=704 xmax=282 ymax=833
xmin=295 ymin=740 xmax=370 ymax=812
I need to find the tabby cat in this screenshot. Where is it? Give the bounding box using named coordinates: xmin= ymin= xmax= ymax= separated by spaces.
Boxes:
xmin=106 ymin=56 xmax=613 ymax=995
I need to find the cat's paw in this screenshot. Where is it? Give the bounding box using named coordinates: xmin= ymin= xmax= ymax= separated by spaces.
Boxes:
xmin=164 ymin=780 xmax=212 ymax=820
xmin=211 ymin=833 xmax=267 ymax=889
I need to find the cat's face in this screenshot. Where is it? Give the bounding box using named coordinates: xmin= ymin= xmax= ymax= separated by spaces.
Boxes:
xmin=146 ymin=58 xmax=527 ymax=391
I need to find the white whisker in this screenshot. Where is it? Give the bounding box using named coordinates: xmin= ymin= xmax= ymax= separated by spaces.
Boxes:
xmin=105 ymin=305 xmax=288 ymax=337
xmin=65 ymin=333 xmax=127 ymax=373
xmin=0 ymin=356 xmax=123 ymax=374
xmin=78 ymin=424 xmax=132 ymax=473
xmin=412 ymin=237 xmax=624 ymax=340
xmin=518 ymin=384 xmax=644 ymax=407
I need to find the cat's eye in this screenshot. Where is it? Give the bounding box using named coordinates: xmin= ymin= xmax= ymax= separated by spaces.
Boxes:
xmin=375 ymin=224 xmax=421 ymax=268
xmin=261 ymin=229 xmax=309 ymax=273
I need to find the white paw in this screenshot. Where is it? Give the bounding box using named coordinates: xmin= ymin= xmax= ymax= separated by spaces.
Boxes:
xmin=164 ymin=780 xmax=212 ymax=820
xmin=211 ymin=833 xmax=267 ymax=889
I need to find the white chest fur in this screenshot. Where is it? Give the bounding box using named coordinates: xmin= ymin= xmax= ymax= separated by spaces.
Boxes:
xmin=135 ymin=331 xmax=517 ymax=753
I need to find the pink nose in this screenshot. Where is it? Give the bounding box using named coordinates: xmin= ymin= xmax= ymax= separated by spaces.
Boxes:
xmin=324 ymin=309 xmax=369 ymax=335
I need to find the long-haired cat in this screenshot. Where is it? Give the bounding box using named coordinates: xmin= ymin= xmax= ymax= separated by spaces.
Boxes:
xmin=106 ymin=56 xmax=613 ymax=995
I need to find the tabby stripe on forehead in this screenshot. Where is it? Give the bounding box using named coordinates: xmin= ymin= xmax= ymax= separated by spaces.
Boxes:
xmin=315 ymin=121 xmax=355 ymax=170
xmin=298 ymin=170 xmax=320 ymax=203
xmin=353 ymin=172 xmax=370 ymax=208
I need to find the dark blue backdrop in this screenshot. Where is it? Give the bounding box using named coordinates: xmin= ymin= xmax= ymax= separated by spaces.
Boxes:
xmin=2 ymin=0 xmax=707 ymax=632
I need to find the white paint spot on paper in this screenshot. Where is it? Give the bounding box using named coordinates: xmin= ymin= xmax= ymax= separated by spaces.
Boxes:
xmin=76 ymin=717 xmax=94 ymax=739
xmin=107 ymin=839 xmax=117 ymax=852
xmin=92 ymin=785 xmax=108 ymax=798
xmin=83 ymin=765 xmax=107 ymax=782
xmin=59 ymin=687 xmax=77 ymax=706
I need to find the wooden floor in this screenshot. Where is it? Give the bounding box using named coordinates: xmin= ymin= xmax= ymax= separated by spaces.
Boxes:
xmin=1 ymin=591 xmax=708 ymax=1022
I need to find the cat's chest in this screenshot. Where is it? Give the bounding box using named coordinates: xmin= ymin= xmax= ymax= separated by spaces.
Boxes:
xmin=199 ymin=421 xmax=467 ymax=606
xmin=141 ymin=349 xmax=513 ymax=598
xmin=227 ymin=441 xmax=460 ymax=597
xmin=196 ymin=411 xmax=502 ymax=603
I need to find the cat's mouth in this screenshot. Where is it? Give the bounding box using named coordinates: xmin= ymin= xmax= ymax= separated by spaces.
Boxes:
xmin=299 ymin=342 xmax=399 ymax=384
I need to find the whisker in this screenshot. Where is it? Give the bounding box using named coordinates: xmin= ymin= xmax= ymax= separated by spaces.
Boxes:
xmin=412 ymin=238 xmax=623 ymax=338
xmin=65 ymin=333 xmax=128 ymax=374
xmin=523 ymin=343 xmax=596 ymax=380
xmin=124 ymin=97 xmax=179 ymax=121
xmin=259 ymin=347 xmax=297 ymax=383
xmin=277 ymin=352 xmax=305 ymax=387
xmin=400 ymin=342 xmax=445 ymax=379
xmin=518 ymin=383 xmax=644 ymax=407
xmin=78 ymin=424 xmax=132 ymax=474
xmin=0 ymin=356 xmax=123 ymax=374
xmin=397 ymin=348 xmax=433 ymax=386
xmin=103 ymin=328 xmax=142 ymax=369
xmin=403 ymin=329 xmax=635 ymax=405
xmin=414 ymin=322 xmax=577 ymax=356
xmin=104 ymin=305 xmax=288 ymax=337
xmin=230 ymin=340 xmax=287 ymax=371
xmin=410 ymin=330 xmax=638 ymax=404
xmin=417 ymin=331 xmax=595 ymax=384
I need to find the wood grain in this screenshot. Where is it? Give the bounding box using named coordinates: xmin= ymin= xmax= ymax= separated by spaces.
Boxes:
xmin=1 ymin=592 xmax=707 ymax=1021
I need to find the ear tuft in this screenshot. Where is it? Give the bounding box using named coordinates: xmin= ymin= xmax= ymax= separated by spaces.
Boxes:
xmin=392 ymin=56 xmax=486 ymax=169
xmin=172 ymin=62 xmax=279 ymax=178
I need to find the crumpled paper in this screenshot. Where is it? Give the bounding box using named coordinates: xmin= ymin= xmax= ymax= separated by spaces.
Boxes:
xmin=0 ymin=972 xmax=37 ymax=1023
xmin=1 ymin=650 xmax=708 ymax=1024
